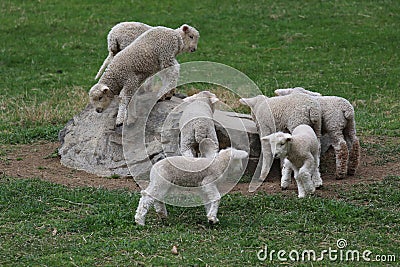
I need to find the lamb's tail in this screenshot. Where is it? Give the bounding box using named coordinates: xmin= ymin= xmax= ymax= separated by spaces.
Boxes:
xmin=95 ymin=52 xmax=113 ymax=80
xmin=194 ymin=126 xmax=208 ymax=144
xmin=343 ymin=106 xmax=354 ymax=120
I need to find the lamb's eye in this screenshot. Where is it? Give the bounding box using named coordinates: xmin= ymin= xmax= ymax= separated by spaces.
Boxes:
xmin=98 ymin=96 xmax=103 ymax=101
xmin=189 ymin=35 xmax=194 ymax=39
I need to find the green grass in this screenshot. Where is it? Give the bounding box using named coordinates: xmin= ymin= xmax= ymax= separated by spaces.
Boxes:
xmin=1 ymin=1 xmax=399 ymax=266
xmin=1 ymin=0 xmax=399 ymax=143
xmin=0 ymin=177 xmax=399 ymax=266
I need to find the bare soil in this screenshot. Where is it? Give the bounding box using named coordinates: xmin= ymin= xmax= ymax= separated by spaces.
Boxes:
xmin=1 ymin=137 xmax=399 ymax=199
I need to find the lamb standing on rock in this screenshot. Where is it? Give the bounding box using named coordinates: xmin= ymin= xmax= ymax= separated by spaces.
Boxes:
xmin=179 ymin=91 xmax=219 ymax=158
xmin=239 ymin=94 xmax=322 ymax=184
xmin=89 ymin=24 xmax=200 ymax=126
xmin=134 ymin=148 xmax=249 ymax=226
xmin=274 ymin=87 xmax=360 ymax=179
xmin=262 ymin=124 xmax=323 ymax=198
xmin=95 ymin=22 xmax=152 ymax=80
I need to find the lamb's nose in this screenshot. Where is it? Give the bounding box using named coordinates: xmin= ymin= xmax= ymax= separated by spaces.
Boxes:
xmin=191 ymin=47 xmax=196 ymax=52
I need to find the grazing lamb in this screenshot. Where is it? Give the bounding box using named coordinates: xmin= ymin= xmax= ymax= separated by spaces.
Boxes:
xmin=179 ymin=91 xmax=219 ymax=158
xmin=261 ymin=124 xmax=322 ymax=198
xmin=134 ymin=148 xmax=249 ymax=226
xmin=89 ymin=24 xmax=200 ymax=126
xmin=274 ymin=87 xmax=360 ymax=179
xmin=239 ymin=94 xmax=322 ymax=183
xmin=95 ymin=22 xmax=152 ymax=80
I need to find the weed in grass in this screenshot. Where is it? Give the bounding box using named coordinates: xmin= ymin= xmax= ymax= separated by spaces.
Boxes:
xmin=43 ymin=149 xmax=59 ymax=159
xmin=108 ymin=174 xmax=120 ymax=179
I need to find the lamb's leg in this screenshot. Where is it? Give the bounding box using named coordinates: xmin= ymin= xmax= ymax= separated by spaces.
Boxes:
xmin=201 ymin=178 xmax=221 ymax=224
xmin=115 ymin=78 xmax=140 ymax=127
xmin=203 ymin=203 xmax=212 ymax=215
xmin=312 ymin=155 xmax=323 ymax=189
xmin=157 ymin=59 xmax=180 ymax=100
xmin=281 ymin=158 xmax=293 ymax=190
xmin=294 ymin=173 xmax=306 ymax=198
xmin=331 ymin=132 xmax=349 ymax=179
xmin=347 ymin=136 xmax=360 ymax=176
xmin=259 ymin=142 xmax=273 ymax=181
xmin=134 ymin=191 xmax=155 ymax=226
xmin=296 ymin=160 xmax=316 ymax=197
xmin=207 ymin=198 xmax=220 ymax=225
xmin=154 ymin=200 xmax=168 ymax=219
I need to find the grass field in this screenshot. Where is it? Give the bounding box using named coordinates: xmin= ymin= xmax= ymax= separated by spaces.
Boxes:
xmin=0 ymin=177 xmax=399 ymax=266
xmin=1 ymin=0 xmax=399 ymax=143
xmin=0 ymin=0 xmax=399 ymax=266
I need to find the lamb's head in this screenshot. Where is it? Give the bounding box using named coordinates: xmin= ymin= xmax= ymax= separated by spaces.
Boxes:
xmin=88 ymin=83 xmax=114 ymax=113
xmin=183 ymin=91 xmax=219 ymax=111
xmin=199 ymin=138 xmax=219 ymax=158
xmin=274 ymin=87 xmax=322 ymax=97
xmin=218 ymin=148 xmax=248 ymax=173
xmin=239 ymin=95 xmax=268 ymax=109
xmin=178 ymin=24 xmax=199 ymax=53
xmin=261 ymin=132 xmax=292 ymax=159
xmin=239 ymin=95 xmax=268 ymax=123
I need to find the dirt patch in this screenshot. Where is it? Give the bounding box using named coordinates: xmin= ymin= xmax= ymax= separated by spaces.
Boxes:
xmin=0 ymin=137 xmax=399 ymax=198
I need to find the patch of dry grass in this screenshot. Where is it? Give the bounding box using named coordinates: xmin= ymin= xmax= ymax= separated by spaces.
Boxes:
xmin=0 ymin=86 xmax=88 ymax=127
xmin=181 ymin=85 xmax=251 ymax=114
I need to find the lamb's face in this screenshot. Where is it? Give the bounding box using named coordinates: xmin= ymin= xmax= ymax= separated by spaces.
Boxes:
xmin=222 ymin=148 xmax=248 ymax=173
xmin=89 ymin=84 xmax=114 ymax=113
xmin=180 ymin=24 xmax=199 ymax=53
xmin=261 ymin=132 xmax=292 ymax=159
xmin=183 ymin=91 xmax=219 ymax=108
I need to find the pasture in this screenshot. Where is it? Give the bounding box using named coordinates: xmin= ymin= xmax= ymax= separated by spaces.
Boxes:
xmin=0 ymin=0 xmax=399 ymax=265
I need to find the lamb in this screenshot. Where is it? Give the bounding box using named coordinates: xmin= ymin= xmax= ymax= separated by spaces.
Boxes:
xmin=261 ymin=124 xmax=323 ymax=198
xmin=239 ymin=93 xmax=322 ymax=184
xmin=89 ymin=24 xmax=200 ymax=126
xmin=95 ymin=22 xmax=152 ymax=80
xmin=179 ymin=91 xmax=219 ymax=158
xmin=134 ymin=148 xmax=249 ymax=226
xmin=274 ymin=87 xmax=360 ymax=179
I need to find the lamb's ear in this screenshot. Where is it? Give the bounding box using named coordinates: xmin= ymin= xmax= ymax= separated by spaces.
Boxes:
xmin=233 ymin=150 xmax=248 ymax=159
xmin=260 ymin=135 xmax=270 ymax=142
xmin=211 ymin=97 xmax=219 ymax=104
xmin=182 ymin=24 xmax=189 ymax=33
xmin=239 ymin=97 xmax=257 ymax=107
xmin=300 ymin=88 xmax=321 ymax=96
xmin=274 ymin=89 xmax=292 ymax=96
xmin=182 ymin=95 xmax=194 ymax=102
xmin=261 ymin=133 xmax=273 ymax=142
xmin=101 ymin=86 xmax=110 ymax=95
